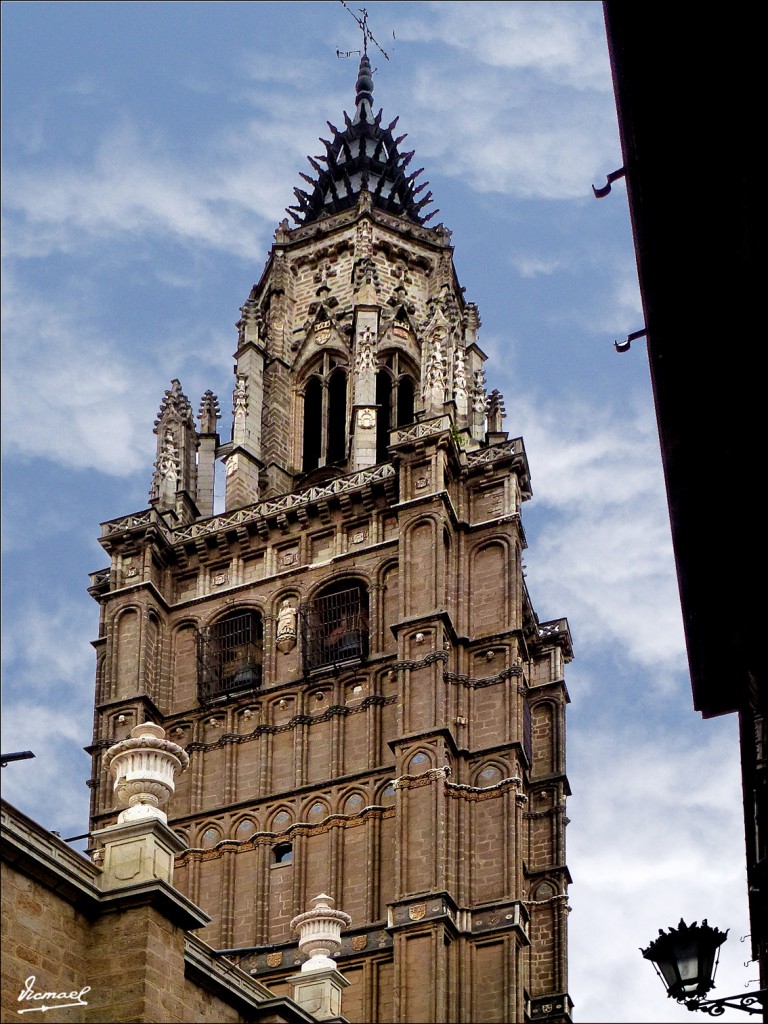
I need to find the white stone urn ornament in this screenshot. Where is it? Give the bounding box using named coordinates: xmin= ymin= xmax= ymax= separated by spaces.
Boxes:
xmin=291 ymin=894 xmax=352 ymax=972
xmin=103 ymin=722 xmax=190 ymax=824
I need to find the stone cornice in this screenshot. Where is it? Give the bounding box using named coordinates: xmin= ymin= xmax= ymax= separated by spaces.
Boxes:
xmin=173 ymin=462 xmax=397 ymax=544
xmin=1 ymin=798 xmax=209 ymax=930
xmin=176 ymin=804 xmax=395 ymax=864
xmin=183 ymin=934 xmax=314 ymax=1020
xmin=183 ymin=693 xmax=396 ymax=755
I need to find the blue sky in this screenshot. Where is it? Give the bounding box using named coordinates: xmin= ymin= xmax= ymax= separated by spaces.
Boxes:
xmin=1 ymin=3 xmax=751 ymax=1021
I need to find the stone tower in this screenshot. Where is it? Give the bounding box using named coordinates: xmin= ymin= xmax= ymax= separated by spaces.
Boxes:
xmin=87 ymin=55 xmax=573 ymax=1024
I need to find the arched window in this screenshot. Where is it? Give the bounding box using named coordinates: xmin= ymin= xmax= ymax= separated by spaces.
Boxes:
xmin=302 ymin=377 xmax=323 ymax=471
xmin=376 ymin=369 xmax=393 ymax=463
xmin=375 ymin=353 xmax=416 ymax=462
xmin=273 ymin=842 xmax=293 ymax=865
xmin=301 ymin=356 xmax=349 ymax=472
xmin=197 ymin=609 xmax=263 ymax=702
xmin=327 ymin=368 xmax=347 ymax=464
xmin=301 ymin=578 xmax=369 ymax=672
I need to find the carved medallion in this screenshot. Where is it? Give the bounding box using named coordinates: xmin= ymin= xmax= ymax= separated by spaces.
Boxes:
xmin=408 ymin=903 xmax=427 ymax=922
xmin=266 ymin=952 xmax=283 ymax=968
xmin=351 ymin=935 xmax=368 ymax=951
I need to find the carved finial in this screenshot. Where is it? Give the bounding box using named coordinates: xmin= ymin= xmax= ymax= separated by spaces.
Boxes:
xmin=103 ymin=722 xmax=189 ymax=825
xmin=150 ymin=380 xmax=197 ymax=507
xmin=487 ymin=389 xmax=506 ymax=433
xmin=153 ymin=379 xmax=194 ymax=433
xmin=198 ymin=391 xmax=220 ymax=435
xmin=354 ymin=53 xmax=374 ymax=124
xmin=291 ymin=893 xmax=352 ymax=973
xmin=465 ymin=302 xmax=481 ymax=336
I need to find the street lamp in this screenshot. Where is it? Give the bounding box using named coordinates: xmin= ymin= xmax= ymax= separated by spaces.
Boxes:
xmin=641 ymin=919 xmax=767 ymax=1016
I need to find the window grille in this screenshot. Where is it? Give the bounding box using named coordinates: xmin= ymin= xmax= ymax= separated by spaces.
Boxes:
xmin=301 ymin=585 xmax=369 ymax=672
xmin=197 ymin=611 xmax=263 ymax=702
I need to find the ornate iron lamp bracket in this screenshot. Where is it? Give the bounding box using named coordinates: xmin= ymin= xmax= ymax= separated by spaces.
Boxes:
xmin=684 ymin=990 xmax=768 ymax=1017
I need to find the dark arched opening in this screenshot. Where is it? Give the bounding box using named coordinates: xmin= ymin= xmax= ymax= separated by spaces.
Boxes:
xmin=397 ymin=374 xmax=415 ymax=427
xmin=302 ymin=376 xmax=323 ymax=472
xmin=197 ymin=609 xmax=263 ymax=702
xmin=301 ymin=578 xmax=370 ymax=672
xmin=376 ymin=369 xmax=393 ymax=463
xmin=327 ymin=369 xmax=347 ymax=465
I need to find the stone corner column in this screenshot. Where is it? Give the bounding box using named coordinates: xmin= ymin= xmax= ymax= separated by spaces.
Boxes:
xmin=287 ymin=894 xmax=352 ymax=1022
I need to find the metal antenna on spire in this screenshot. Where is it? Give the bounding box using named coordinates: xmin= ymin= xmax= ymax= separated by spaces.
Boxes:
xmin=337 ymin=2 xmax=395 ymax=63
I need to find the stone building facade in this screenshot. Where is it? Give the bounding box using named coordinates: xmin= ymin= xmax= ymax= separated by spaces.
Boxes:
xmin=0 ymin=798 xmax=317 ymax=1024
xmin=86 ymin=56 xmax=573 ymax=1024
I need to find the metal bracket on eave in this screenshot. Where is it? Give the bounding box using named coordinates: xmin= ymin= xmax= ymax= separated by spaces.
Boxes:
xmin=614 ymin=328 xmax=647 ymax=353
xmin=592 ymin=166 xmax=626 ymax=198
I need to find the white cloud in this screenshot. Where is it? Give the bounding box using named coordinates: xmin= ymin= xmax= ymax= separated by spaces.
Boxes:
xmin=512 ymin=254 xmax=563 ymax=278
xmin=1 ymin=590 xmax=96 ymax=839
xmin=568 ymin=721 xmax=751 ymax=1023
xmin=1 ymin=597 xmax=95 ymax=693
xmin=398 ymin=2 xmax=612 ymax=92
xmin=0 ymin=274 xmax=157 ymax=475
xmin=390 ymin=2 xmax=619 ymax=199
xmin=0 ymin=701 xmax=93 ymax=841
xmin=2 ymin=3 xmax=621 ymax=273
xmin=515 ymin=394 xmax=686 ymax=670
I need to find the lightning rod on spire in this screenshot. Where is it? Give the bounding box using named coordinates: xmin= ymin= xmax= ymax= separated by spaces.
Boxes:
xmin=337 ymin=2 xmax=395 ymax=64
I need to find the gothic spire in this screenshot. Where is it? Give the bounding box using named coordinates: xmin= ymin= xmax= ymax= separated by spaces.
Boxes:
xmin=286 ymin=57 xmax=438 ymax=227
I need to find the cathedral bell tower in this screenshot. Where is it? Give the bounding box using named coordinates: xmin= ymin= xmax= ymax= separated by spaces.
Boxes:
xmin=87 ymin=54 xmax=573 ymax=1024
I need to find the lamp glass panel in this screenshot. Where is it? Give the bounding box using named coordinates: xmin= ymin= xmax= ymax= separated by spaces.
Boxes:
xmin=657 ymin=960 xmax=677 ymax=988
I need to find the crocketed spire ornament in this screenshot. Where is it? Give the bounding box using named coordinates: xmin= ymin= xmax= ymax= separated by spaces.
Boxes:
xmin=198 ymin=390 xmax=220 ymax=435
xmin=487 ymin=389 xmax=507 ymax=433
xmin=287 ymin=55 xmax=437 ymax=226
xmin=150 ymin=379 xmax=197 ymax=507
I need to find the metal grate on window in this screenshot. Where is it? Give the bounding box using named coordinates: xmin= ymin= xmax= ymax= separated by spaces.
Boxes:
xmin=197 ymin=611 xmax=263 ymax=702
xmin=301 ymin=585 xmax=369 ymax=672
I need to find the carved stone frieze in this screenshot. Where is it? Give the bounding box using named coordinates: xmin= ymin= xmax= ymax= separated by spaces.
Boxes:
xmin=176 ymin=802 xmax=396 ymax=864
xmin=445 ymin=776 xmax=524 ymax=802
xmin=172 ymin=463 xmax=396 ymax=544
xmin=443 ymin=664 xmax=523 ymax=689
